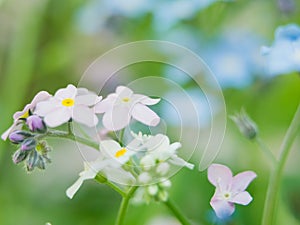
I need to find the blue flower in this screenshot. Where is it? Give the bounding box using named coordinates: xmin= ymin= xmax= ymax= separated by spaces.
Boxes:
xmin=262 ymin=24 xmax=300 ymax=76
xmin=203 ymin=31 xmax=263 ymax=88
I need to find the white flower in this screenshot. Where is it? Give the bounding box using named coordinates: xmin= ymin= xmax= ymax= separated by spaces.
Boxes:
xmin=95 ymin=86 xmax=160 ymax=131
xmin=100 ymin=139 xmax=136 ymax=165
xmin=35 ymin=84 xmax=101 ymax=127
xmin=66 ymin=155 xmax=135 ymax=199
xmin=137 ymin=134 xmax=194 ymax=170
xmin=1 ymin=91 xmax=51 ymax=140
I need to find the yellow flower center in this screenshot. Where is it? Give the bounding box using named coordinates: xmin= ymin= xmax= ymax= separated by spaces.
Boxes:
xmin=115 ymin=148 xmax=127 ymax=158
xmin=122 ymin=97 xmax=130 ymax=103
xmin=62 ymin=98 xmax=75 ymax=107
xmin=20 ymin=111 xmax=29 ymax=119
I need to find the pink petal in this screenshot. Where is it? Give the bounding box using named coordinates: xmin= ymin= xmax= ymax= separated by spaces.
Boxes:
xmin=231 ymin=171 xmax=257 ymax=192
xmin=116 ymin=86 xmax=133 ymax=98
xmin=133 ymin=94 xmax=161 ymax=105
xmin=94 ymin=94 xmax=116 ymax=113
xmin=55 ymin=84 xmax=77 ymax=99
xmin=75 ymin=94 xmax=102 ymax=106
xmin=230 ymin=191 xmax=253 ymax=205
xmin=210 ymin=198 xmax=235 ymax=219
xmin=44 ymin=108 xmax=71 ymax=127
xmin=208 ymin=164 xmax=233 ymax=191
xmin=131 ymin=103 xmax=160 ymax=126
xmin=102 ymin=106 xmax=130 ymax=131
xmin=73 ymin=105 xmax=98 ymax=127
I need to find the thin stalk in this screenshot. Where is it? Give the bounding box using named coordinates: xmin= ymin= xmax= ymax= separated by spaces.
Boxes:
xmin=95 ymin=175 xmax=126 ymax=197
xmin=255 ymin=137 xmax=277 ymax=166
xmin=115 ymin=186 xmax=138 ymax=225
xmin=118 ymin=129 xmax=125 ymax=146
xmin=164 ymin=199 xmax=192 ymax=225
xmin=262 ymin=103 xmax=300 ymax=225
xmin=45 ymin=130 xmax=99 ymax=150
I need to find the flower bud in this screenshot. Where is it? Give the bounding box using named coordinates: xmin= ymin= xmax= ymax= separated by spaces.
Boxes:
xmin=8 ymin=130 xmax=32 ymax=144
xmin=231 ymin=109 xmax=258 ymax=140
xmin=12 ymin=150 xmax=28 ymax=164
xmin=26 ymin=115 xmax=46 ymax=133
xmin=20 ymin=138 xmax=36 ymax=151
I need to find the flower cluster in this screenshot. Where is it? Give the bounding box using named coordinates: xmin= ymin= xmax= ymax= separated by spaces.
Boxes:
xmin=2 ymin=83 xmax=258 ymax=222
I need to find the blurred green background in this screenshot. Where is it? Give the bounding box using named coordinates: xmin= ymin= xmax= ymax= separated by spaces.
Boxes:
xmin=0 ymin=0 xmax=300 ymax=224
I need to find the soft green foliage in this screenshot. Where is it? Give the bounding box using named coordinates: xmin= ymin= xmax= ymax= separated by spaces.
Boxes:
xmin=0 ymin=0 xmax=300 ymax=225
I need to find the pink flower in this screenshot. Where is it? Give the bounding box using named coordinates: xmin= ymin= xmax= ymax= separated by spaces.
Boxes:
xmin=208 ymin=164 xmax=257 ymax=219
xmin=1 ymin=91 xmax=51 ymax=140
xmin=95 ymin=86 xmax=160 ymax=131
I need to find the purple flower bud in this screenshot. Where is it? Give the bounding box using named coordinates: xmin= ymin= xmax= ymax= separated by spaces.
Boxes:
xmin=12 ymin=150 xmax=28 ymax=164
xmin=8 ymin=131 xmax=32 ymax=144
xmin=26 ymin=115 xmax=46 ymax=133
xmin=20 ymin=138 xmax=36 ymax=151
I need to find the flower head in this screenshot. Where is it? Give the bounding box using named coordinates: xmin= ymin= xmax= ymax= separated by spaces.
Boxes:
xmin=132 ymin=134 xmax=194 ymax=171
xmin=1 ymin=91 xmax=51 ymax=140
xmin=100 ymin=139 xmax=136 ymax=165
xmin=35 ymin=84 xmax=101 ymax=127
xmin=262 ymin=23 xmax=300 ymax=76
xmin=95 ymin=86 xmax=160 ymax=131
xmin=208 ymin=164 xmax=257 ymax=219
xmin=66 ymin=155 xmax=135 ymax=199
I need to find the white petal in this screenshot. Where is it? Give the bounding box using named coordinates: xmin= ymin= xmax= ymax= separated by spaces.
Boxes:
xmin=73 ymin=105 xmax=98 ymax=127
xmin=100 ymin=140 xmax=122 ymax=158
xmin=133 ymin=94 xmax=161 ymax=105
xmin=230 ymin=191 xmax=253 ymax=205
xmin=13 ymin=91 xmax=51 ymax=119
xmin=116 ymin=86 xmax=133 ymax=98
xmin=208 ymin=164 xmax=233 ymax=191
xmin=231 ymin=171 xmax=257 ymax=192
xmin=131 ymin=103 xmax=160 ymax=126
xmin=102 ymin=106 xmax=131 ymax=131
xmin=1 ymin=124 xmax=14 ymax=140
xmin=94 ymin=94 xmax=116 ymax=113
xmin=44 ymin=108 xmax=71 ymax=127
xmin=75 ymin=94 xmax=102 ymax=106
xmin=103 ymin=167 xmax=135 ymax=184
xmin=66 ymin=177 xmax=85 ymax=199
xmin=55 ymin=84 xmax=77 ymax=100
xmin=169 ymin=155 xmax=194 ymax=170
xmin=35 ymin=99 xmax=59 ymax=116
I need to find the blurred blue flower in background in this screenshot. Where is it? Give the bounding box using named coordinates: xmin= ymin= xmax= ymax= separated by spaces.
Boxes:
xmin=202 ymin=30 xmax=264 ymax=88
xmin=262 ymin=24 xmax=300 ymax=76
xmin=76 ymin=0 xmax=234 ymax=33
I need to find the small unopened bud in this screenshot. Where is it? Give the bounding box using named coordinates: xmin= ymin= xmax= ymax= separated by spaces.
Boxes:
xmin=21 ymin=138 xmax=36 ymax=151
xmin=26 ymin=115 xmax=46 ymax=133
xmin=9 ymin=131 xmax=32 ymax=144
xmin=12 ymin=150 xmax=28 ymax=164
xmin=231 ymin=109 xmax=258 ymax=140
xmin=27 ymin=150 xmax=38 ymax=171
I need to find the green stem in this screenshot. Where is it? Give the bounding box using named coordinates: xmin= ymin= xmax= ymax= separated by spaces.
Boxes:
xmin=45 ymin=130 xmax=99 ymax=150
xmin=95 ymin=174 xmax=126 ymax=197
xmin=262 ymin=102 xmax=300 ymax=225
xmin=115 ymin=186 xmax=138 ymax=225
xmin=255 ymin=137 xmax=277 ymax=166
xmin=164 ymin=199 xmax=192 ymax=225
xmin=118 ymin=129 xmax=125 ymax=146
